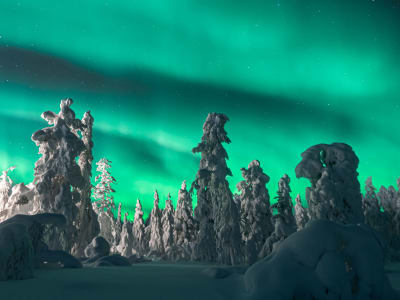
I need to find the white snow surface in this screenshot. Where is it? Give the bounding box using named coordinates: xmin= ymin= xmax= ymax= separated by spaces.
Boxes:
xmin=0 ymin=261 xmax=398 ymax=300
xmin=0 ymin=262 xmax=244 ymax=300
xmin=244 ymin=219 xmax=399 ymax=300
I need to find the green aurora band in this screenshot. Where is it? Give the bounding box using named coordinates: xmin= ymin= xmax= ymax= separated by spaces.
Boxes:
xmin=0 ymin=0 xmax=399 ymax=218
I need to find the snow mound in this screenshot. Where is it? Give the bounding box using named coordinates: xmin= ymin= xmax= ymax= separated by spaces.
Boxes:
xmin=84 ymin=236 xmax=110 ymax=259
xmin=0 ymin=222 xmax=34 ymax=281
xmin=0 ymin=213 xmax=73 ymax=280
xmin=244 ymin=220 xmax=399 ymax=300
xmin=83 ymin=236 xmax=130 ymax=267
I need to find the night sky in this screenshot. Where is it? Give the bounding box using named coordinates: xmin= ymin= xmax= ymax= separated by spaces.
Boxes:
xmin=0 ymin=1 xmax=399 ymax=218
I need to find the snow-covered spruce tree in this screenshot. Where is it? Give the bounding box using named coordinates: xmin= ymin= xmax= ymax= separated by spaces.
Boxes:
xmin=295 ymin=143 xmax=364 ymax=225
xmin=377 ymin=185 xmax=400 ymax=257
xmin=144 ymin=214 xmax=151 ymax=254
xmin=237 ymin=160 xmax=274 ymax=265
xmin=396 ymin=179 xmax=400 ymax=245
xmin=259 ymin=174 xmax=296 ymax=258
xmin=71 ymin=111 xmax=100 ymax=257
xmin=1 ymin=99 xmax=99 ymax=252
xmin=362 ymin=177 xmax=387 ymax=238
xmin=397 ymin=178 xmax=400 ymax=210
xmin=191 ymin=113 xmax=242 ymax=265
xmin=132 ymin=198 xmax=146 ymax=256
xmin=92 ymin=158 xmax=116 ymax=212
xmin=148 ymin=190 xmax=164 ymax=257
xmin=274 ymin=174 xmax=296 ymax=228
xmin=294 ymin=194 xmax=309 ymax=230
xmin=92 ymin=158 xmax=117 ymax=246
xmin=0 ymin=166 xmax=15 ymax=211
xmin=118 ymin=212 xmax=134 ymax=257
xmin=31 ymin=99 xmax=86 ymax=251
xmin=174 ymin=181 xmax=196 ymax=260
xmin=379 ymin=185 xmax=398 ymax=218
xmin=161 ymin=193 xmax=175 ymax=259
xmin=113 ymin=202 xmax=123 ymax=247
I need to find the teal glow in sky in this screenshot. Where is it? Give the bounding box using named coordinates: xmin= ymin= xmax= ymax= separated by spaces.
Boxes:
xmin=0 ymin=0 xmax=400 ymax=218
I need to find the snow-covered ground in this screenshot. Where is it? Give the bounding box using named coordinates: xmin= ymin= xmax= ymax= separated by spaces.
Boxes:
xmin=386 ymin=262 xmax=400 ymax=295
xmin=0 ymin=262 xmax=242 ymax=300
xmin=0 ymin=262 xmax=398 ymax=300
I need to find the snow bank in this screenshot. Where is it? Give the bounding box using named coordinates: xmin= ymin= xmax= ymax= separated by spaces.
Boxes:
xmin=244 ymin=220 xmax=399 ymax=300
xmin=0 ymin=222 xmax=34 ymax=280
xmin=84 ymin=236 xmax=110 ymax=259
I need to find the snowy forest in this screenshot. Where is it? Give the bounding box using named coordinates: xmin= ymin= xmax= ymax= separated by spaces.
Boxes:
xmin=0 ymin=99 xmax=399 ymax=299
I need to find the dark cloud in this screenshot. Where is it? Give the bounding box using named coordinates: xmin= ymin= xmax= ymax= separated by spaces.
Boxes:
xmin=0 ymin=44 xmax=361 ymax=138
xmin=2 ymin=45 xmax=399 ymax=149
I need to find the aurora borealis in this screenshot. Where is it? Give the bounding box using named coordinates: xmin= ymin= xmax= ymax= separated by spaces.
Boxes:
xmin=0 ymin=1 xmax=399 ymax=218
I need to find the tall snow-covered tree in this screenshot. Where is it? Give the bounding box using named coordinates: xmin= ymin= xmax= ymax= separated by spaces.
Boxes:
xmin=71 ymin=111 xmax=100 ymax=257
xmin=295 ymin=143 xmax=364 ymax=225
xmin=118 ymin=212 xmax=134 ymax=257
xmin=92 ymin=158 xmax=117 ymax=246
xmin=30 ymin=99 xmax=86 ymax=251
xmin=161 ymin=193 xmax=175 ymax=259
xmin=397 ymin=178 xmax=400 ymax=211
xmin=144 ymin=214 xmax=152 ymax=255
xmin=294 ymin=194 xmax=309 ymax=230
xmin=377 ymin=185 xmax=400 ymax=257
xmin=396 ymin=178 xmax=400 ymax=243
xmin=237 ymin=160 xmax=273 ymax=264
xmin=1 ymin=100 xmax=100 ymax=253
xmin=273 ymin=174 xmax=296 ymax=228
xmin=191 ymin=113 xmax=242 ymax=265
xmin=92 ymin=158 xmax=116 ymax=212
xmin=174 ymin=181 xmax=196 ymax=260
xmin=362 ymin=177 xmax=386 ymax=236
xmin=133 ymin=198 xmax=146 ymax=256
xmin=379 ymin=185 xmax=398 ymax=217
xmin=259 ymin=174 xmax=296 ymax=258
xmin=148 ymin=190 xmax=164 ymax=257
xmin=0 ymin=166 xmax=15 ymax=211
xmin=113 ymin=202 xmax=123 ymax=246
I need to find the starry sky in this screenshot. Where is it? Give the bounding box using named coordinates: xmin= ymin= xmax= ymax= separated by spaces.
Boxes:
xmin=0 ymin=0 xmax=399 ymax=219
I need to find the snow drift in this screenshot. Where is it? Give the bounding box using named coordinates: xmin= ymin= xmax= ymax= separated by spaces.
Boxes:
xmin=244 ymin=219 xmax=398 ymax=300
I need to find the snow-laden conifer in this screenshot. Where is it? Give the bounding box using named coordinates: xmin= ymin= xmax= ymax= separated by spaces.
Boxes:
xmin=92 ymin=158 xmax=117 ymax=246
xmin=259 ymin=174 xmax=296 ymax=258
xmin=192 ymin=113 xmax=242 ymax=265
xmin=273 ymin=174 xmax=296 ymax=229
xmin=0 ymin=166 xmax=15 ymax=211
xmin=377 ymin=185 xmax=400 ymax=258
xmin=113 ymin=202 xmax=122 ymax=246
xmin=362 ymin=177 xmax=386 ymax=235
xmin=118 ymin=212 xmax=134 ymax=257
xmin=72 ymin=111 xmax=99 ymax=256
xmin=132 ymin=198 xmax=146 ymax=255
xmin=92 ymin=158 xmax=116 ymax=212
xmin=237 ymin=160 xmax=273 ymax=264
xmin=295 ymin=143 xmax=364 ymax=224
xmin=30 ymin=99 xmax=86 ymax=250
xmin=294 ymin=194 xmax=309 ymax=230
xmin=148 ymin=190 xmax=164 ymax=257
xmin=161 ymin=193 xmax=175 ymax=259
xmin=174 ymin=181 xmax=196 ymax=260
